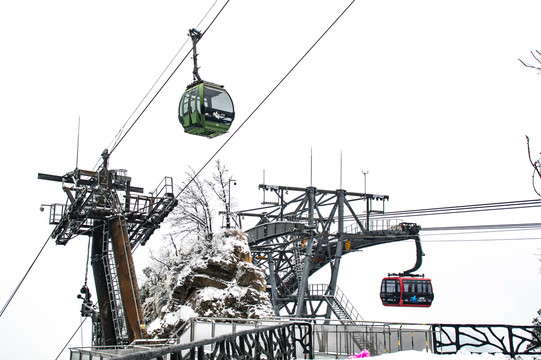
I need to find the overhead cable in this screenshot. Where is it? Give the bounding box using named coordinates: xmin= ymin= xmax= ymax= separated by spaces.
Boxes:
xmin=55 ymin=317 xmax=88 ymax=360
xmin=175 ymin=0 xmax=358 ymax=199
xmin=2 ymin=0 xmax=227 ymax=322
xmin=332 ymin=199 xmax=541 ymax=224
xmin=421 ymin=222 xmax=541 ymax=232
xmin=108 ymin=0 xmax=230 ymax=157
xmin=0 ymin=235 xmax=52 ymax=318
xmin=370 ymin=199 xmax=541 ymax=218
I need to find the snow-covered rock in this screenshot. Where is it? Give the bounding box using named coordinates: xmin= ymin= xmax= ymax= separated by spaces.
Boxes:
xmin=140 ymin=229 xmax=274 ymax=338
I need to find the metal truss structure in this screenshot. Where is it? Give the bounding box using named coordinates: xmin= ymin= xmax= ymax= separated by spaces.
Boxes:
xmin=39 ymin=150 xmax=178 ymax=345
xmin=240 ymin=184 xmax=422 ymax=320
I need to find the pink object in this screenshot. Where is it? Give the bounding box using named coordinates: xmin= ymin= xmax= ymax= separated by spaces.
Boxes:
xmin=348 ymin=349 xmax=370 ymax=358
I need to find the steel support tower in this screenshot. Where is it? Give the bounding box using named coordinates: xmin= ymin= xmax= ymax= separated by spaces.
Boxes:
xmin=39 ymin=149 xmax=178 ymax=345
xmin=241 ymin=184 xmax=422 ymax=320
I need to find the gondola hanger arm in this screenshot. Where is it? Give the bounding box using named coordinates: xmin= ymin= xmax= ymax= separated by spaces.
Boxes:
xmin=189 ymin=28 xmax=203 ymax=82
xmin=401 ymin=235 xmax=424 ymax=276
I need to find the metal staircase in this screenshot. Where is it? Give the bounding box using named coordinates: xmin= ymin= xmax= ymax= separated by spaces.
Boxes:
xmin=309 ymin=284 xmax=362 ymax=322
xmin=324 ymin=286 xmax=362 ymax=322
xmin=310 ymin=284 xmax=373 ymax=351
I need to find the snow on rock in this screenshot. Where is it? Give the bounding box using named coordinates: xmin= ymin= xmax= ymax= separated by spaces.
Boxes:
xmin=140 ymin=229 xmax=274 ymax=338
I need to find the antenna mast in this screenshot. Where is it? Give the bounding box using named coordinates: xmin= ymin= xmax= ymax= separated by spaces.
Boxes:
xmin=76 ymin=117 xmax=81 ymax=169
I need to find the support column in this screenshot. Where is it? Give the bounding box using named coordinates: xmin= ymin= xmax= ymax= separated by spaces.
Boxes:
xmin=295 ymin=187 xmax=316 ymax=318
xmin=325 ymin=189 xmax=346 ymax=319
xmin=267 ymin=254 xmax=280 ymax=316
xmin=91 ymin=220 xmax=117 ymax=345
xmin=109 ymin=216 xmax=146 ymax=342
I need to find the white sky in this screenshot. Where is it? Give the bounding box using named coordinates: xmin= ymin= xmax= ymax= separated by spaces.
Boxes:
xmin=1 ymin=0 xmax=541 ymax=358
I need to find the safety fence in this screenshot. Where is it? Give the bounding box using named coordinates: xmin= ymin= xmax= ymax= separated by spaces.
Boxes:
xmin=69 ymin=318 xmax=541 ymax=359
xmin=174 ymin=318 xmax=432 ymax=357
xmin=70 ymin=321 xmax=312 ymax=360
xmin=174 ymin=318 xmax=431 ymax=357
xmin=312 ymin=322 xmax=432 ymax=357
xmin=432 ymin=324 xmax=541 ymax=358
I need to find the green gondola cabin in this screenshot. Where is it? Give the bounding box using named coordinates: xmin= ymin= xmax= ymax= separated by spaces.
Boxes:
xmin=178 ymin=80 xmax=235 ymax=138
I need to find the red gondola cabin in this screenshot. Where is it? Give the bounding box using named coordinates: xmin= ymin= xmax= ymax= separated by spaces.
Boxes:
xmin=380 ymin=276 xmax=434 ymax=307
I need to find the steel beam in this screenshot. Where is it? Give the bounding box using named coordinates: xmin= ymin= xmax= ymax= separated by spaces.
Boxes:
xmin=109 ymin=216 xmax=146 ymax=342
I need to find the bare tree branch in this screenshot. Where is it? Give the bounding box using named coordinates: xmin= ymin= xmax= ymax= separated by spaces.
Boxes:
xmin=519 ymin=50 xmax=541 ymax=72
xmin=167 ymin=160 xmax=238 ymax=251
xmin=526 ymin=135 xmax=541 ymax=197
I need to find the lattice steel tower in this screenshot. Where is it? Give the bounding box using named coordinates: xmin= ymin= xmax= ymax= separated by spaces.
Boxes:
xmin=39 ymin=150 xmax=178 ymax=345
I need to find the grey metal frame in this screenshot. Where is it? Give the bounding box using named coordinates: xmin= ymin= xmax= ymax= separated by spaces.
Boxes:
xmin=240 ymin=184 xmax=420 ymax=319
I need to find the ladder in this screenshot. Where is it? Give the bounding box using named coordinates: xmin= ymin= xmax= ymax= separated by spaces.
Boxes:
xmin=293 ymin=246 xmax=304 ymax=291
xmin=102 ymin=227 xmax=128 ymax=344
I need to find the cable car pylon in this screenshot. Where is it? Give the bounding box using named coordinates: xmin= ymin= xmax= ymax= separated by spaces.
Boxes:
xmin=38 ymin=150 xmax=178 ymax=345
xmin=238 ymin=183 xmax=427 ymax=320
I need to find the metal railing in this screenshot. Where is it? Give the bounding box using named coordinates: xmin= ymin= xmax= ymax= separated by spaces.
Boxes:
xmin=312 ymin=322 xmax=432 ymax=357
xmin=432 ymin=324 xmax=541 ymax=358
xmin=173 ymin=317 xmax=431 ymax=357
xmin=151 ymin=176 xmax=175 ymax=199
xmin=344 ymin=219 xmax=403 ymax=233
xmin=309 ymin=284 xmax=363 ymax=321
xmin=70 ymin=321 xmax=313 ymax=360
xmin=70 ymin=317 xmax=541 ymax=359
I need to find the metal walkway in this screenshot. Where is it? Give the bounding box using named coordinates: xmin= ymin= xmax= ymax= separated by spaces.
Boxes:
xmin=69 ymin=317 xmax=541 ymax=359
xmin=69 ymin=321 xmax=313 ymax=360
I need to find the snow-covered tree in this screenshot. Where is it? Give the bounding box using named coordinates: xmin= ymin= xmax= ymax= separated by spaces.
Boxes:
xmin=532 ymin=309 xmax=541 ymax=351
xmin=169 ymin=160 xmax=235 ymax=243
xmin=139 ymin=161 xmax=274 ymax=338
xmin=141 ymin=160 xmax=236 ymax=283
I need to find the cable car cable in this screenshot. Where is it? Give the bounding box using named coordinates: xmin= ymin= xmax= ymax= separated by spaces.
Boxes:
xmin=8 ymin=0 xmax=351 ymax=343
xmin=54 ymin=317 xmax=88 ymax=360
xmin=0 ymin=235 xmax=52 ymax=318
xmin=369 ymin=199 xmax=541 ymax=218
xmin=364 ymin=233 xmax=541 ymax=243
xmin=261 ymin=198 xmax=541 ymax=223
xmin=108 ymin=0 xmax=231 ymax=158
xmin=175 ymin=0 xmax=358 ymax=199
xmin=35 ymin=1 xmax=230 ymax=344
xmin=88 ymin=1 xmax=226 ymax=172
xmin=421 ymin=227 xmax=541 ymax=238
xmin=334 ymin=198 xmax=541 ymax=224
xmin=107 ymin=0 xmax=222 ymax=155
xmin=421 ymin=222 xmax=541 ymax=232
xmin=0 ymin=0 xmax=224 ymax=317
